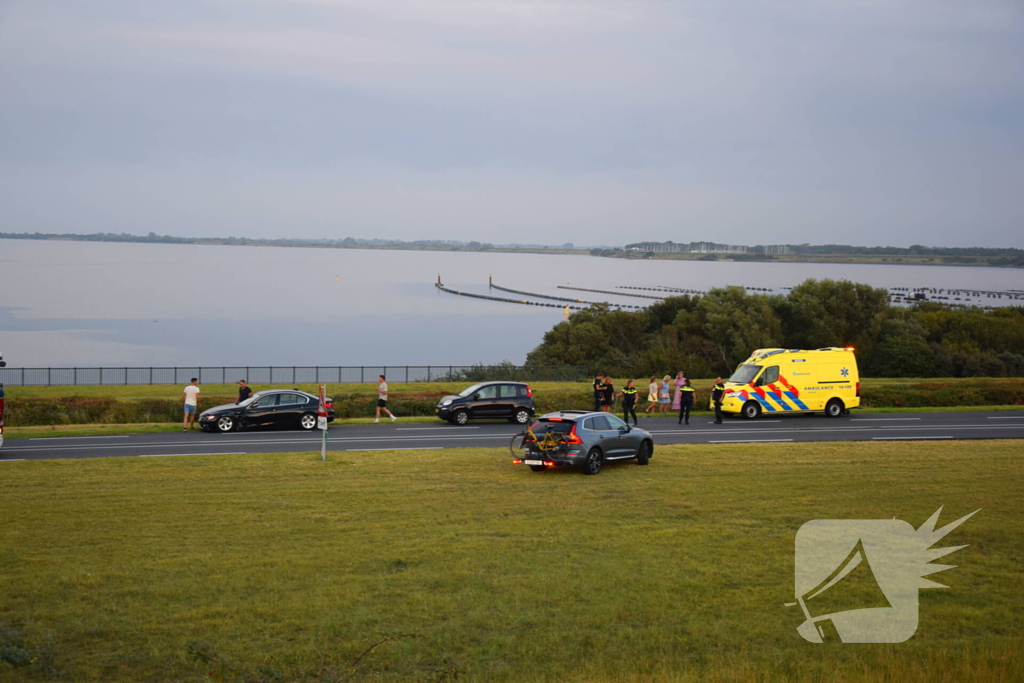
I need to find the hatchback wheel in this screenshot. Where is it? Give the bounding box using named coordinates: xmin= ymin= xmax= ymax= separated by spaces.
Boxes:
xmin=216 ymin=416 xmax=236 ymax=432
xmin=300 ymin=413 xmax=317 ymax=430
xmin=453 ymin=410 xmax=469 ymax=425
xmin=512 ymin=408 xmax=531 ymax=425
xmin=583 ymin=447 xmax=603 ymax=475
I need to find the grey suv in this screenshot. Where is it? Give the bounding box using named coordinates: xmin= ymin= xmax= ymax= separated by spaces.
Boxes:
xmin=515 ymin=410 xmax=654 ymax=475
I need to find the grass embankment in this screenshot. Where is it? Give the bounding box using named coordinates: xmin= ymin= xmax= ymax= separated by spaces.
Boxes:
xmin=3 ymin=379 xmax=1023 ymax=437
xmin=0 ymin=441 xmax=1020 ymax=682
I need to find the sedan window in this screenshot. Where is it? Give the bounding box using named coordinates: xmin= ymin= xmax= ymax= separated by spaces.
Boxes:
xmin=252 ymin=394 xmax=279 ymax=407
xmin=278 ymin=393 xmax=306 ymax=406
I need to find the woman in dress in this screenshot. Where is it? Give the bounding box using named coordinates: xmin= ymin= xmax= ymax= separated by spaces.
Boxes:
xmin=659 ymin=375 xmax=672 ymax=413
xmin=671 ymin=371 xmax=686 ymax=412
xmin=645 ymin=377 xmax=659 ymax=413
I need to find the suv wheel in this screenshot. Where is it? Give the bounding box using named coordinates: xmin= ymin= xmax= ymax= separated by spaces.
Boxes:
xmin=636 ymin=441 xmax=651 ymax=466
xmin=583 ymin=447 xmax=603 ymax=475
xmin=511 ymin=408 xmax=531 ymax=425
xmin=453 ymin=409 xmax=469 ymax=425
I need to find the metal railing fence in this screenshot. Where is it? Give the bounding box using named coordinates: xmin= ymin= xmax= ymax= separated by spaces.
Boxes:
xmin=0 ymin=365 xmax=588 ymax=386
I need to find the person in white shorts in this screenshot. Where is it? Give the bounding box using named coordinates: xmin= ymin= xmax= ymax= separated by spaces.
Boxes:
xmin=182 ymin=378 xmax=200 ymax=431
xmin=374 ymin=375 xmax=397 ymax=423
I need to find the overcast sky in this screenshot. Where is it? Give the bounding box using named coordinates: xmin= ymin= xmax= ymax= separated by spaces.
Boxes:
xmin=1 ymin=0 xmax=1022 ymax=248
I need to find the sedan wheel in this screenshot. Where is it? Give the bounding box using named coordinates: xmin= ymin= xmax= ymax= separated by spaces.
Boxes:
xmin=216 ymin=416 xmax=236 ymax=432
xmin=583 ymin=447 xmax=603 ymax=475
xmin=300 ymin=413 xmax=317 ymax=430
xmin=636 ymin=441 xmax=651 ymax=466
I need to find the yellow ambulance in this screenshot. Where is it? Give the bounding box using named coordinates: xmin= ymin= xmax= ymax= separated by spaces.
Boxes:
xmin=717 ymin=347 xmax=860 ymax=419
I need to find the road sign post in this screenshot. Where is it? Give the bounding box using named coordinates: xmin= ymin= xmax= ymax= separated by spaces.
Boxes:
xmin=318 ymin=384 xmax=328 ymax=462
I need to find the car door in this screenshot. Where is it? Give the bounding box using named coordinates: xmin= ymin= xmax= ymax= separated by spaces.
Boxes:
xmin=244 ymin=392 xmax=279 ymax=428
xmin=583 ymin=414 xmax=622 ymax=457
xmin=275 ymin=392 xmax=309 ymax=428
xmin=471 ymin=384 xmax=500 ymax=418
xmin=493 ymin=384 xmax=519 ymax=419
xmin=602 ymin=414 xmax=638 ymax=459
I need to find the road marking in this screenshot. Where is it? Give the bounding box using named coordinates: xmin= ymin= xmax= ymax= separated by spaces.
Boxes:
xmin=0 ymin=459 xmax=26 ymax=462
xmin=139 ymin=452 xmax=247 ymax=457
xmin=29 ymin=435 xmax=131 ymax=440
xmin=851 ymin=418 xmax=921 ymax=421
xmin=871 ymin=436 xmax=953 ymax=440
xmin=396 ymin=427 xmax=480 ymax=431
xmin=987 ymin=416 xmax=1024 ymax=419
xmin=709 ymin=439 xmax=795 ymax=443
xmin=345 ymin=447 xmax=444 ymax=452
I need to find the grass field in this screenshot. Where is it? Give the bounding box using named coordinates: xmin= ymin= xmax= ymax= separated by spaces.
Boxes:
xmin=0 ymin=441 xmax=1020 ymax=682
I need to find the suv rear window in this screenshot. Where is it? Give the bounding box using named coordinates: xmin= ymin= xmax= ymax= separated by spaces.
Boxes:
xmin=531 ymin=420 xmax=574 ymax=435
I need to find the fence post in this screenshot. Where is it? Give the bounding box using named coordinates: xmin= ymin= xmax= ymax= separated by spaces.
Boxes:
xmin=427 ymin=366 xmax=431 ymax=382
xmin=384 ymin=366 xmax=387 ymax=383
xmin=149 ymin=367 xmax=153 ymax=385
xmin=316 ymin=366 xmax=320 ymax=383
xmin=292 ymin=366 xmax=296 ymax=384
xmin=405 ymin=366 xmax=409 ymax=383
xmin=48 ymin=367 xmax=51 ymax=386
xmin=22 ymin=367 xmax=25 ymax=386
xmin=360 ymin=367 xmax=364 ymax=383
xmin=74 ymin=367 xmax=78 ymax=385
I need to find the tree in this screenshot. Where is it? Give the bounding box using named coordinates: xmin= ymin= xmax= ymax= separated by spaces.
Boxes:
xmin=782 ymin=279 xmax=890 ymax=358
xmin=695 ymin=287 xmax=784 ymax=373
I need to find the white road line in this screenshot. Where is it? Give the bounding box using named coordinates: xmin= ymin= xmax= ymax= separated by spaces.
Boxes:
xmin=709 ymin=439 xmax=795 ymax=443
xmin=345 ymin=447 xmax=445 ymax=452
xmin=851 ymin=418 xmax=921 ymax=421
xmin=0 ymin=459 xmax=26 ymax=462
xmin=29 ymin=435 xmax=131 ymax=440
xmin=396 ymin=427 xmax=480 ymax=431
xmin=987 ymin=416 xmax=1024 ymax=419
xmin=871 ymin=436 xmax=953 ymax=440
xmin=139 ymin=452 xmax=247 ymax=457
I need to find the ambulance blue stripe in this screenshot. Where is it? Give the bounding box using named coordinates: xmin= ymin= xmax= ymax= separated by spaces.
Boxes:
xmin=753 ymin=395 xmax=777 ymax=412
xmin=765 ymin=392 xmax=793 ymax=411
xmin=784 ymin=391 xmax=809 ymax=411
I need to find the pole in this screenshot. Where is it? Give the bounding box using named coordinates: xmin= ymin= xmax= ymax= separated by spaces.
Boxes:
xmin=318 ymin=384 xmax=328 ymax=462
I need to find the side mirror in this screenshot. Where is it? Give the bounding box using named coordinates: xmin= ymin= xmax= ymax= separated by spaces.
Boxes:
xmin=621 ymin=425 xmax=631 ymax=433
xmin=473 ymin=393 xmax=481 ymax=400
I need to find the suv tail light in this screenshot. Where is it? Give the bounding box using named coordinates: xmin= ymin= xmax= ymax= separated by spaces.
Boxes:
xmin=855 ymin=382 xmax=860 ymax=398
xmin=564 ymin=425 xmax=583 ymax=445
xmin=525 ymin=385 xmax=533 ymax=397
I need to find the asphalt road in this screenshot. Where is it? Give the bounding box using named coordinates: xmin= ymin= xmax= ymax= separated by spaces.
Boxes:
xmin=2 ymin=411 xmax=1023 ymax=461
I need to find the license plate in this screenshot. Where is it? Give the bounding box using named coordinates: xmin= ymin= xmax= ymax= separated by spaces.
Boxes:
xmin=524 ymin=460 xmax=544 ymax=466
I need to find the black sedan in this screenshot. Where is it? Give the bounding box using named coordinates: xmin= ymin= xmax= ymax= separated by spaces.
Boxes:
xmin=199 ymin=389 xmax=334 ymax=432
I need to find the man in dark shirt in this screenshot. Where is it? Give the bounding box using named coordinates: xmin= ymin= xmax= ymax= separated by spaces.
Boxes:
xmin=593 ymin=374 xmax=604 ymax=412
xmin=711 ymin=377 xmax=725 ymax=424
xmin=237 ymin=379 xmax=253 ymax=403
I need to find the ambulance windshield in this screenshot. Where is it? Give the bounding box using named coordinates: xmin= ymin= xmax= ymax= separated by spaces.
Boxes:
xmin=729 ymin=364 xmax=761 ymax=384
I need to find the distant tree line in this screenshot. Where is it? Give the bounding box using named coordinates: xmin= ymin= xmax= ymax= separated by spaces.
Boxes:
xmin=525 ymin=279 xmax=1024 ymax=378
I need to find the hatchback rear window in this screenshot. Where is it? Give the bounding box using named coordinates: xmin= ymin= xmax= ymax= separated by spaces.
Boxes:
xmin=531 ymin=420 xmax=574 ymax=435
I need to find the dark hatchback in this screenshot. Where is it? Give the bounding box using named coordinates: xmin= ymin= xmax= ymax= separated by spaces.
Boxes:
xmin=435 ymin=381 xmax=535 ymax=425
xmin=199 ymin=389 xmax=334 ymax=432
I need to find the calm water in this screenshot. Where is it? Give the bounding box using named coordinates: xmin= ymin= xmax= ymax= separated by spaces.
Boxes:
xmin=1 ymin=239 xmax=1022 ymax=367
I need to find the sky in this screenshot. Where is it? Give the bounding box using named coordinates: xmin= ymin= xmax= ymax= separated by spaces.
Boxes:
xmin=1 ymin=0 xmax=1022 ymax=248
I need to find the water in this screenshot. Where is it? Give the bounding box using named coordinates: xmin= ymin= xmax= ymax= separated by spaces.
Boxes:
xmin=1 ymin=239 xmax=1021 ymax=367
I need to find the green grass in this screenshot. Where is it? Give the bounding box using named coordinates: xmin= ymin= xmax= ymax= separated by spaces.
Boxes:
xmin=0 ymin=441 xmax=1019 ymax=682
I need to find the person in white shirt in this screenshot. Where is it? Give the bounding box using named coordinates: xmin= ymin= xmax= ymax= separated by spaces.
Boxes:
xmin=374 ymin=374 xmax=397 ymax=423
xmin=182 ymin=378 xmax=200 ymax=431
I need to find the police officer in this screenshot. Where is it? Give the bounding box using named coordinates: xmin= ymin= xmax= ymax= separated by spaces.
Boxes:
xmin=678 ymin=378 xmax=696 ymax=425
xmin=618 ymin=380 xmax=639 ymax=426
xmin=711 ymin=377 xmax=725 ymax=424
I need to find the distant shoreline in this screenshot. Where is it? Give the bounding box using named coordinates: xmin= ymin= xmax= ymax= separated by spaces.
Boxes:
xmin=1 ymin=233 xmax=1021 ymax=269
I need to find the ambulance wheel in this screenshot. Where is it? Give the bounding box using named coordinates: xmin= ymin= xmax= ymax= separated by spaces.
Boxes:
xmin=825 ymin=399 xmax=845 ymax=418
xmin=741 ymin=401 xmax=761 ymax=420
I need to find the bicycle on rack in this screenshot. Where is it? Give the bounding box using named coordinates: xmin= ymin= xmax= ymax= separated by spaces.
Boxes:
xmin=509 ymin=423 xmax=570 ymax=470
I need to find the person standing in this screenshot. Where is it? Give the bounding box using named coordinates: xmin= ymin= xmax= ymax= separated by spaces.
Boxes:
xmin=618 ymin=380 xmax=639 ymax=426
xmin=671 ymin=371 xmax=686 ymax=413
xmin=678 ymin=378 xmax=696 ymax=425
xmin=237 ymin=379 xmax=253 ymax=403
xmin=659 ymin=375 xmax=672 ymax=413
xmin=182 ymin=378 xmax=200 ymax=431
xmin=601 ymin=376 xmax=615 ymax=412
xmin=375 ymin=375 xmax=397 ymax=423
xmin=592 ymin=374 xmax=605 ymax=412
xmin=711 ymin=377 xmax=725 ymax=424
xmin=644 ymin=377 xmax=659 ymax=413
